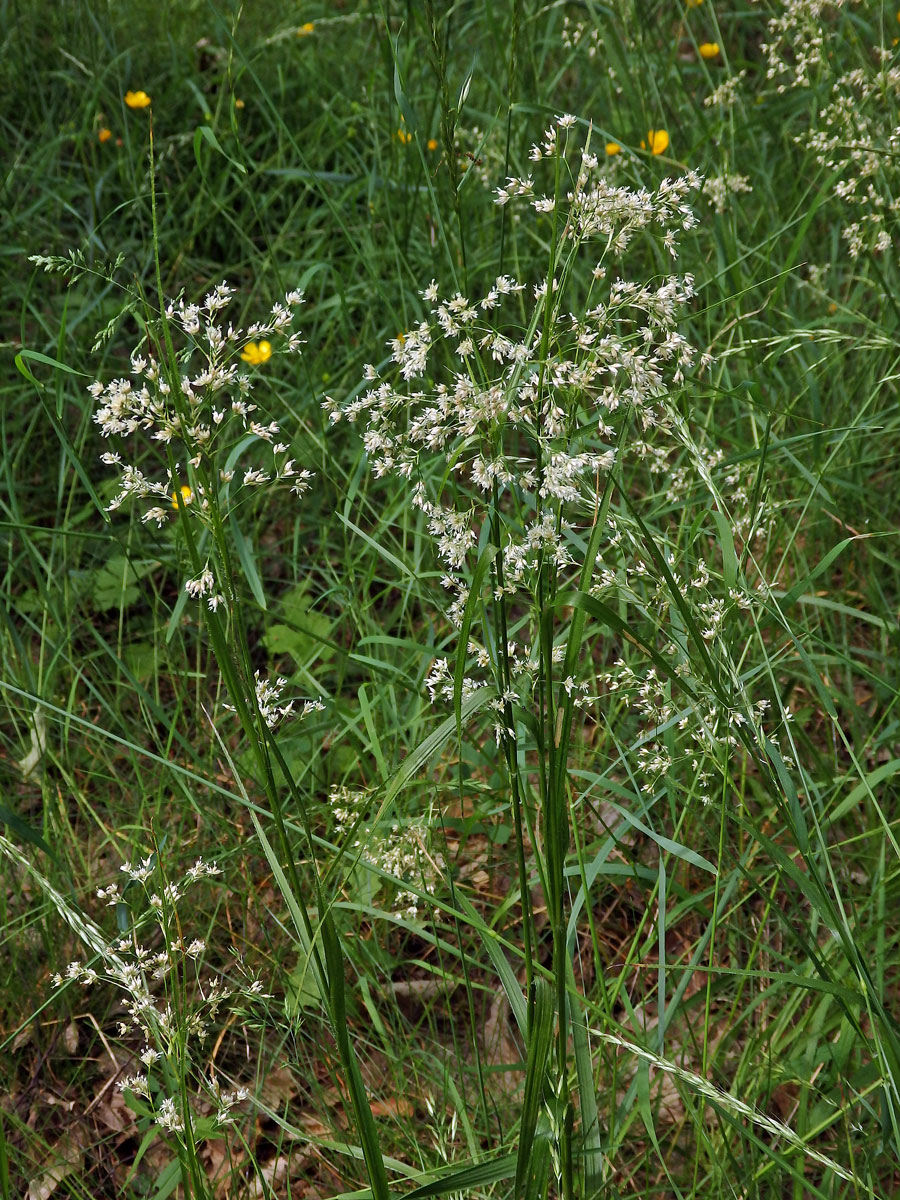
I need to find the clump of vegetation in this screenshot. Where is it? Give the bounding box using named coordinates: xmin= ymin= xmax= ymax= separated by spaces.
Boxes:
xmin=2 ymin=3 xmax=900 ymax=1199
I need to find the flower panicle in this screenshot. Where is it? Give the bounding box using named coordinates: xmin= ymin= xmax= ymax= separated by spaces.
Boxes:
xmin=52 ymin=851 xmax=260 ymax=1141
xmin=89 ymin=282 xmax=312 ymax=529
xmin=333 ymin=115 xmax=709 ymax=716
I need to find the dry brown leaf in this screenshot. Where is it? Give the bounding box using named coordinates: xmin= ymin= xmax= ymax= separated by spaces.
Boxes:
xmin=33 ymin=1090 xmax=75 ymax=1112
xmin=391 ymin=978 xmax=451 ymax=1000
xmin=248 ymin=1154 xmax=289 ymax=1199
xmin=205 ymin=1134 xmax=246 ymax=1200
xmin=369 ymin=1097 xmax=413 ymax=1119
xmin=482 ymin=988 xmax=524 ymax=1101
xmin=649 ymin=1065 xmax=685 ymax=1124
xmin=143 ymin=1138 xmax=174 ymax=1174
xmin=93 ymin=1097 xmax=130 ymax=1135
xmin=259 ymin=1065 xmax=300 ymax=1109
xmin=27 ymin=1131 xmax=84 ymax=1200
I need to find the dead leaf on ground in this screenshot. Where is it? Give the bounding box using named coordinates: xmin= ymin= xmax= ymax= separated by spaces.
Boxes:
xmin=296 ymin=1110 xmax=331 ymax=1139
xmin=248 ymin=1153 xmax=289 ymax=1199
xmin=92 ymin=1090 xmax=133 ymax=1135
xmin=369 ymin=1096 xmax=414 ymax=1119
xmin=26 ymin=1130 xmax=84 ymax=1200
xmin=391 ymin=978 xmax=452 ymax=1000
xmin=258 ymin=1064 xmax=301 ymax=1109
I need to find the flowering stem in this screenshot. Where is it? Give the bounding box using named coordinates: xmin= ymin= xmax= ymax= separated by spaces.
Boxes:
xmin=146 ymin=127 xmax=390 ymax=1200
xmin=489 ymin=479 xmax=535 ymax=1012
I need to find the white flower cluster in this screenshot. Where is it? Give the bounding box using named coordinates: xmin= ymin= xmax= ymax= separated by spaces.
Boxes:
xmin=53 ymin=853 xmax=263 ymax=1139
xmin=602 ymin=646 xmax=787 ymax=804
xmin=702 ymin=172 xmax=753 ymax=216
xmin=756 ymin=0 xmax=897 ymax=258
xmin=329 ymin=117 xmax=704 ymax=740
xmin=761 ymin=0 xmax=852 ymax=93
xmin=703 ymin=71 xmax=746 ymax=111
xmin=221 ymin=671 xmax=325 ymax=732
xmin=804 ymin=65 xmax=900 ymax=259
xmin=497 ymin=115 xmax=701 ymax=258
xmin=88 ymin=282 xmax=311 ymax=528
xmin=253 ymin=670 xmax=325 ymax=729
xmin=585 ymin=488 xmax=787 ymax=806
xmin=561 ymin=14 xmax=601 ymax=59
xmin=331 ymin=786 xmax=445 ymax=919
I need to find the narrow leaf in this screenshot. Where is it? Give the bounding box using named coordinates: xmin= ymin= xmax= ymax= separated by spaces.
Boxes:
xmin=515 ymin=978 xmax=554 ymax=1197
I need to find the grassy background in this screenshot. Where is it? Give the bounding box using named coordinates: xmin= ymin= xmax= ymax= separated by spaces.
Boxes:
xmin=2 ymin=1 xmax=900 ymax=1197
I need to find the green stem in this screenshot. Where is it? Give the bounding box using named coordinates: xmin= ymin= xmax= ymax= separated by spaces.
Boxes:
xmin=147 ymin=122 xmax=390 ymax=1200
xmin=489 ymin=480 xmax=535 ymax=1016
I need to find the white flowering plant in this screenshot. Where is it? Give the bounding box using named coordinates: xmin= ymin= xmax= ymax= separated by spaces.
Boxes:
xmin=36 ymin=163 xmax=395 ymax=1195
xmin=56 ymin=853 xmax=265 ymax=1142
xmin=327 ymin=114 xmax=723 ymax=1196
xmin=0 ymin=836 xmax=268 ymax=1200
xmin=328 ymin=112 xmax=816 ymax=1197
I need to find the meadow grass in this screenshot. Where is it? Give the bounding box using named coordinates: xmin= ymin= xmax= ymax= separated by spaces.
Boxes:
xmin=1 ymin=1 xmax=900 ymax=1198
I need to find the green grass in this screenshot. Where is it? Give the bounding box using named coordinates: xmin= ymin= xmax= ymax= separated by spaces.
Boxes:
xmin=2 ymin=1 xmax=900 ymax=1198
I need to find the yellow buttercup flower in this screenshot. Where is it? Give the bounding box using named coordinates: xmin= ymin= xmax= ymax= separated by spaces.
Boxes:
xmin=396 ymin=128 xmax=412 ymax=145
xmin=641 ymin=129 xmax=669 ymax=155
xmin=171 ymin=485 xmax=193 ymax=509
xmin=427 ymin=138 xmax=438 ymax=151
xmin=605 ymin=141 xmax=621 ymax=156
xmin=124 ymin=90 xmax=151 ymax=109
xmin=297 ymin=21 xmax=314 ymax=36
xmin=98 ymin=128 xmax=112 ymax=143
xmin=699 ymin=42 xmax=720 ymax=58
xmin=240 ymin=340 xmax=272 ymax=365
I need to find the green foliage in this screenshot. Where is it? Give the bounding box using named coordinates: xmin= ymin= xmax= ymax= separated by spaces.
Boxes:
xmin=2 ymin=1 xmax=900 ymax=1198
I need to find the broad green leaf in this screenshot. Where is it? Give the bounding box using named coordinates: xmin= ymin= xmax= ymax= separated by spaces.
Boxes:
xmin=711 ymin=510 xmax=738 ymax=588
xmin=0 ymin=802 xmax=53 ymax=858
xmin=403 ymin=1153 xmax=517 ymax=1198
xmin=90 ymin=555 xmax=159 ymax=612
xmin=15 ymin=353 xmax=108 ymax=521
xmin=829 ymin=758 xmax=900 ymax=826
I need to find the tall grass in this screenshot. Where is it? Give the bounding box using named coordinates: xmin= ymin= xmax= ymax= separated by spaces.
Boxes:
xmin=2 ymin=2 xmax=900 ymax=1198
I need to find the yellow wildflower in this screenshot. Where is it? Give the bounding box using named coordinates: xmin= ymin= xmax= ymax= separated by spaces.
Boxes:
xmin=297 ymin=21 xmax=314 ymax=36
xmin=234 ymin=98 xmax=245 ymax=109
xmin=640 ymin=129 xmax=669 ymax=155
xmin=171 ymin=485 xmax=193 ymax=509
xmin=98 ymin=128 xmax=112 ymax=143
xmin=396 ymin=128 xmax=412 ymax=145
xmin=124 ymin=90 xmax=151 ymax=109
xmin=699 ymin=42 xmax=719 ymax=58
xmin=605 ymin=141 xmax=621 ymax=156
xmin=240 ymin=340 xmax=272 ymax=366
xmin=427 ymin=138 xmax=438 ymax=151
xmin=687 ymin=0 xmax=703 ymax=7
